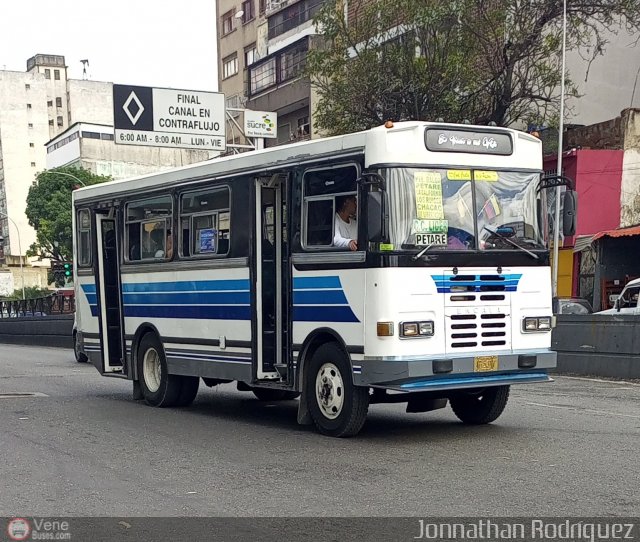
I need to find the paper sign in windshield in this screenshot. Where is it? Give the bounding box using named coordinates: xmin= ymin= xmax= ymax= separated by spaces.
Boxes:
xmin=415 ymin=233 xmax=447 ymax=246
xmin=413 ymin=219 xmax=448 ymax=234
xmin=475 ymin=170 xmax=499 ymax=181
xmin=414 ymin=172 xmax=444 ymax=219
xmin=198 ymin=228 xmax=217 ymax=253
xmin=447 ymin=170 xmax=471 ymax=181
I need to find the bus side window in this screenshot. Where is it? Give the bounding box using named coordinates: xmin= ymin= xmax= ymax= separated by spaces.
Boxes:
xmin=301 ymin=164 xmax=359 ymax=249
xmin=76 ymin=209 xmax=92 ymax=267
xmin=179 ymin=187 xmax=230 ymax=257
xmin=124 ymin=195 xmax=172 ymax=262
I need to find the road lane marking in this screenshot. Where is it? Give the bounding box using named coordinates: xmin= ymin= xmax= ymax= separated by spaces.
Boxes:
xmin=557 ymin=375 xmax=640 ymax=387
xmin=526 ymin=401 xmax=640 ymax=419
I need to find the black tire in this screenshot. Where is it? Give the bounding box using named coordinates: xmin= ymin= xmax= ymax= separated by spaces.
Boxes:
xmin=252 ymin=388 xmax=300 ymax=401
xmin=175 ymin=377 xmax=200 ymax=407
xmin=450 ymin=385 xmax=510 ymax=424
xmin=306 ymin=342 xmax=369 ymax=437
xmin=136 ymin=333 xmax=182 ymax=407
xmin=73 ymin=331 xmax=88 ymax=363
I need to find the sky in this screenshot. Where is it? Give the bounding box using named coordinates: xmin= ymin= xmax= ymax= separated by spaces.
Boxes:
xmin=1 ymin=0 xmax=218 ymax=91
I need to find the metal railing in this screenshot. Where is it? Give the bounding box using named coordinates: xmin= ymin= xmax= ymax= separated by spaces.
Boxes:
xmin=0 ymin=293 xmax=75 ymax=318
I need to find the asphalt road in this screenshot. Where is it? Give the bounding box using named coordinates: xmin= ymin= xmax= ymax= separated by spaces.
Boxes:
xmin=1 ymin=343 xmax=639 ymax=517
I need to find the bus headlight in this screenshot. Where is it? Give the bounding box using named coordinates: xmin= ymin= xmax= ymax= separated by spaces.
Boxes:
xmin=401 ymin=321 xmax=434 ymax=338
xmin=522 ymin=317 xmax=552 ymax=332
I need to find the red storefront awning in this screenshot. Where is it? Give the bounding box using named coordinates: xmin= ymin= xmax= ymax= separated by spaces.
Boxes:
xmin=592 ymin=224 xmax=640 ymax=242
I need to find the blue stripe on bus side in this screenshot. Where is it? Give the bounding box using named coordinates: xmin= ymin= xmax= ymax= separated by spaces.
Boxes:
xmin=292 ymin=306 xmax=359 ymax=323
xmin=293 ymin=276 xmax=342 ymax=289
xmin=122 ymin=280 xmax=251 ymax=293
xmin=82 ymin=276 xmax=360 ymax=322
xmin=293 ymin=290 xmax=348 ymax=305
xmin=122 ymin=292 xmax=251 ymax=305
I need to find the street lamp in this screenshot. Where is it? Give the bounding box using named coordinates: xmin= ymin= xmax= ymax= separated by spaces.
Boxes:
xmin=552 ymin=0 xmax=568 ymax=298
xmin=0 ymin=211 xmax=25 ymax=300
xmin=52 ymin=170 xmax=86 ymax=188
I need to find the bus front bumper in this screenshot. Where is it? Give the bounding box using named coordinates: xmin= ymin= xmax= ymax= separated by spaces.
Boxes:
xmin=352 ymin=350 xmax=556 ymax=392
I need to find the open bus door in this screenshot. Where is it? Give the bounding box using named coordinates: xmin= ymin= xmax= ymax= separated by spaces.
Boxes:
xmin=253 ymin=174 xmax=291 ymax=382
xmin=94 ymin=213 xmax=125 ymax=374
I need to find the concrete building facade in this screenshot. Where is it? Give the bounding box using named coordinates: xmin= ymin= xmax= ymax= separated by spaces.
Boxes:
xmin=0 ymin=54 xmax=216 ymax=261
xmin=216 ymin=0 xmax=319 ymax=149
xmin=46 ymin=122 xmax=211 ymax=179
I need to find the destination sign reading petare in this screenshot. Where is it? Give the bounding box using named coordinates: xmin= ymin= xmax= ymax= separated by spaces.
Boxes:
xmin=113 ymin=84 xmax=226 ymax=151
xmin=424 ymin=128 xmax=513 ymax=156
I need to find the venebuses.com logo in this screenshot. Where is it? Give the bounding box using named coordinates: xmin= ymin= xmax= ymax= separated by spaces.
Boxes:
xmin=6 ymin=518 xmax=31 ymax=541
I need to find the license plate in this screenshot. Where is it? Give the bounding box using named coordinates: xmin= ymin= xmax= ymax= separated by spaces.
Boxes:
xmin=474 ymin=355 xmax=498 ymax=372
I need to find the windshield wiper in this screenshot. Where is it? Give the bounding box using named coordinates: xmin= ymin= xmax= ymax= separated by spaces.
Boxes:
xmin=483 ymin=226 xmax=539 ymax=260
xmin=412 ymin=244 xmax=434 ymax=261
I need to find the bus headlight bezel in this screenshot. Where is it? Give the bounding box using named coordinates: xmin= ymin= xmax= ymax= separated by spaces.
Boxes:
xmin=400 ymin=320 xmax=434 ymax=338
xmin=522 ymin=316 xmax=552 ymax=333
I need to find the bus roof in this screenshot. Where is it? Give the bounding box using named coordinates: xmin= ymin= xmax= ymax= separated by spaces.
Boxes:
xmin=73 ymin=121 xmax=541 ymax=203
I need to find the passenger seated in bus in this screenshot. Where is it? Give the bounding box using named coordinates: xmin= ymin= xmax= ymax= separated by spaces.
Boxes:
xmin=334 ymin=195 xmax=358 ymax=251
xmin=151 ymin=228 xmax=173 ymax=259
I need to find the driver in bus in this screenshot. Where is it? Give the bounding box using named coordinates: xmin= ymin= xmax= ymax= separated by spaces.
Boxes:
xmin=334 ymin=195 xmax=358 ymax=251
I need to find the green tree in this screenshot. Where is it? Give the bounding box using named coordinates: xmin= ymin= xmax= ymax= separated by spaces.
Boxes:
xmin=307 ymin=0 xmax=640 ymax=134
xmin=25 ymin=167 xmax=110 ymax=262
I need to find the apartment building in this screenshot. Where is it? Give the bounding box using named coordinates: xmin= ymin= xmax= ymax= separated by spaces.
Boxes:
xmin=0 ymin=55 xmax=214 ymax=258
xmin=0 ymin=54 xmax=69 ymax=257
xmin=216 ymin=0 xmax=322 ymax=148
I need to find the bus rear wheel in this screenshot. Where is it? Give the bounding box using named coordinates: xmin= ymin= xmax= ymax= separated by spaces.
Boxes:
xmin=137 ymin=333 xmax=183 ymax=407
xmin=252 ymin=388 xmax=300 ymax=401
xmin=306 ymin=342 xmax=369 ymax=437
xmin=450 ymin=385 xmax=510 ymax=424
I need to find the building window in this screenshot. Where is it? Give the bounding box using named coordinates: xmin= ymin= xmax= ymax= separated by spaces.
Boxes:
xmin=302 ymin=165 xmax=359 ymax=249
xmin=277 ymin=122 xmax=291 ymax=143
xmin=29 ymin=143 xmax=35 ymax=148
xmin=26 ymin=104 xmax=32 ymax=109
xmin=248 ymin=38 xmax=308 ymax=96
xmin=222 ymin=54 xmax=239 ymax=79
xmin=31 ymin=162 xmax=36 ymax=167
xmin=245 ymin=44 xmax=257 ymax=68
xmin=297 ymin=116 xmax=310 ymax=138
xmin=47 ymin=100 xmax=53 ymax=107
xmin=259 ymin=0 xmax=266 ymax=14
xmin=54 ymin=69 xmax=60 ymax=80
xmin=226 ymin=95 xmax=240 ymax=118
xmin=45 ymin=69 xmax=51 ymax=79
xmin=125 ymin=195 xmax=173 ymax=262
xmin=57 ymin=116 xmax=63 ymax=126
xmin=56 ymin=97 xmax=62 ymax=108
xmin=241 ymin=0 xmax=255 ymax=23
xmin=221 ymin=10 xmax=234 ymax=35
xmin=25 ymin=84 xmax=30 ymax=90
xmin=179 ymin=187 xmax=231 ymax=257
xmin=49 ymin=119 xmax=54 ymax=126
xmin=249 ymin=57 xmax=276 ymax=94
xmin=268 ymin=0 xmax=324 ymax=39
xmin=28 ymin=123 xmax=33 ymax=129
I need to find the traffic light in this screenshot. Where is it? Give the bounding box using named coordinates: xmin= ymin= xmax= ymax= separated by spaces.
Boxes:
xmin=50 ymin=261 xmax=73 ymax=285
xmin=63 ymin=261 xmax=73 ymax=280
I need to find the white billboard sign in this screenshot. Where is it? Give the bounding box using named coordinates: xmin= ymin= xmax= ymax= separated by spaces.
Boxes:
xmin=113 ymin=84 xmax=226 ymax=151
xmin=244 ymin=110 xmax=278 ymax=139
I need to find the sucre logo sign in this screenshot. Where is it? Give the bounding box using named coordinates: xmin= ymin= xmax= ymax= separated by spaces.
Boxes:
xmin=244 ymin=110 xmax=278 ymax=138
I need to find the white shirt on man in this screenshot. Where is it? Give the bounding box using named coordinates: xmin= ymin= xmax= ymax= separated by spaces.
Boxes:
xmin=334 ymin=214 xmax=357 ymax=248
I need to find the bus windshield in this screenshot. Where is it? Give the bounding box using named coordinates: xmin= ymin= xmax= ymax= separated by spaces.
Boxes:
xmin=383 ymin=167 xmax=545 ymax=253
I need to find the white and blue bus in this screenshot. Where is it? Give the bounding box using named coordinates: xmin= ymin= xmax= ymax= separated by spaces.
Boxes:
xmin=73 ymin=121 xmax=572 ymax=437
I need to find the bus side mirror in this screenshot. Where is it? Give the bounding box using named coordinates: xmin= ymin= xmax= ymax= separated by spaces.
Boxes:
xmin=367 ymin=191 xmax=384 ymax=242
xmin=562 ymin=190 xmax=577 ymax=237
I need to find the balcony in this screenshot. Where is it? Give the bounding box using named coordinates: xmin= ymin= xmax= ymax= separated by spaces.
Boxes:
xmin=248 ymin=37 xmax=309 ymax=98
xmin=267 ymin=0 xmax=325 ymax=39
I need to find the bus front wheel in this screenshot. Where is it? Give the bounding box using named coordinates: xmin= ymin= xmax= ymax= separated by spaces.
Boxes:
xmin=450 ymin=385 xmax=510 ymax=424
xmin=137 ymin=333 xmax=183 ymax=407
xmin=306 ymin=342 xmax=369 ymax=437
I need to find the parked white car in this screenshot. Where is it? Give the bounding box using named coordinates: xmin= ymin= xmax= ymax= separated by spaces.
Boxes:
xmin=596 ymin=278 xmax=640 ymax=315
